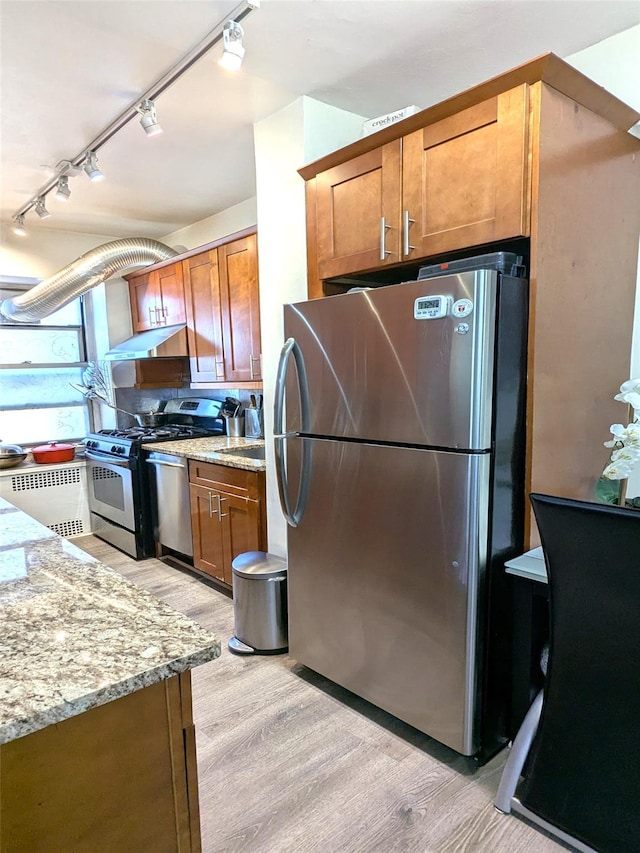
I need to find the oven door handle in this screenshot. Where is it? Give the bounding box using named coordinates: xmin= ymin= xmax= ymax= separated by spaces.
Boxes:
xmin=84 ymin=450 xmax=131 ymax=468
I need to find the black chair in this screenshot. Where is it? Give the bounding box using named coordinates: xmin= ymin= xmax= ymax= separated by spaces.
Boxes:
xmin=495 ymin=493 xmax=640 ymax=853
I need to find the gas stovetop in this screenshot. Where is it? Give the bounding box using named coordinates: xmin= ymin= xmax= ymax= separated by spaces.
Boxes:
xmin=85 ymin=425 xmax=213 ymax=457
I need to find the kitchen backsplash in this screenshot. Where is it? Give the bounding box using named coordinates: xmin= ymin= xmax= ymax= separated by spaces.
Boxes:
xmin=113 ymin=386 xmax=258 ymax=429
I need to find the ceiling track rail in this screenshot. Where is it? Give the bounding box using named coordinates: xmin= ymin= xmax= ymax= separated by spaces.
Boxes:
xmin=12 ymin=0 xmax=259 ymax=221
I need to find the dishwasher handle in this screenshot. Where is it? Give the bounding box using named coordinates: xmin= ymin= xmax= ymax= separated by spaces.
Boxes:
xmin=147 ymin=458 xmax=187 ymax=469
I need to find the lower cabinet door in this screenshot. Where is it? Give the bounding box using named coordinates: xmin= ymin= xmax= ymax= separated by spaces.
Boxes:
xmin=189 ymin=483 xmax=226 ymax=583
xmin=190 ymin=485 xmax=263 ymax=587
xmin=220 ymin=493 xmax=263 ymax=586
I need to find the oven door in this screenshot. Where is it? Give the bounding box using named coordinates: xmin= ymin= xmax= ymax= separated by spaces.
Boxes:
xmin=85 ymin=449 xmax=136 ymax=531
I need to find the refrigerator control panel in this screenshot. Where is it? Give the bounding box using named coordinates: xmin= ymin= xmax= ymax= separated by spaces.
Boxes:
xmin=414 ymin=294 xmax=452 ymax=319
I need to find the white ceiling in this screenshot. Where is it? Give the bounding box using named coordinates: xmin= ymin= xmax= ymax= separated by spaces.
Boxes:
xmin=1 ymin=0 xmax=639 ymax=241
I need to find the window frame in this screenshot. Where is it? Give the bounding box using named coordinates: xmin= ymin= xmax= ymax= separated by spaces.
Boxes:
xmin=0 ymin=283 xmax=93 ymax=445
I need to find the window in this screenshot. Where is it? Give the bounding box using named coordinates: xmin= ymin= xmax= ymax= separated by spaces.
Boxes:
xmin=0 ymin=283 xmax=91 ymax=445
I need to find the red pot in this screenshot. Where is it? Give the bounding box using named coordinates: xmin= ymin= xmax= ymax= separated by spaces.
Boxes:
xmin=32 ymin=441 xmax=77 ymax=464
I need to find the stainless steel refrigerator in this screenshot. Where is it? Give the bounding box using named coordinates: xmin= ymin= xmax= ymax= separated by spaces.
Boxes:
xmin=274 ymin=262 xmax=528 ymax=759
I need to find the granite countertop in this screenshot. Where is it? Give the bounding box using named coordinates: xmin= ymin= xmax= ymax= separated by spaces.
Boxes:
xmin=142 ymin=436 xmax=266 ymax=471
xmin=0 ymin=497 xmax=221 ymax=745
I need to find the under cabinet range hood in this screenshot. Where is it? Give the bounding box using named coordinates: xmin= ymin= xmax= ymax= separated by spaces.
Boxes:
xmin=104 ymin=323 xmax=188 ymax=361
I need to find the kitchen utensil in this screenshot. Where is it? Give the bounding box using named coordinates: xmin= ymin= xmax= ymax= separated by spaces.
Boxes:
xmin=0 ymin=442 xmax=28 ymax=469
xmin=32 ymin=441 xmax=77 ymax=464
xmin=250 ymin=394 xmax=257 ymax=408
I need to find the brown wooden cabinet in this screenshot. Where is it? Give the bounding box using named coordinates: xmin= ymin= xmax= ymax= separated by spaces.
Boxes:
xmin=1 ymin=674 xmax=201 ymax=852
xmin=189 ymin=460 xmax=266 ymax=588
xmin=183 ymin=232 xmax=261 ymax=387
xmin=300 ymin=53 xmax=640 ymax=546
xmin=129 ymin=261 xmax=186 ymax=332
xmin=183 ymin=250 xmax=225 ymax=383
xmin=310 ymin=86 xmax=529 ymax=282
xmin=124 ymin=228 xmax=261 ymax=390
xmin=219 ymin=234 xmax=261 ymax=383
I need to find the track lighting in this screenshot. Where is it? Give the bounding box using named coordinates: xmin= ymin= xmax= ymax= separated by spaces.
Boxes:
xmin=137 ymin=99 xmax=162 ymax=137
xmin=12 ymin=215 xmax=27 ymax=237
xmin=10 ymin=0 xmax=259 ymax=227
xmin=219 ymin=20 xmax=245 ymax=71
xmin=34 ymin=197 xmax=51 ymax=219
xmin=54 ymin=175 xmax=71 ymax=202
xmin=83 ymin=151 xmax=104 ymax=182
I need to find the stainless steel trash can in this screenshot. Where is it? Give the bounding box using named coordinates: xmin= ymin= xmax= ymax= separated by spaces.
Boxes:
xmin=228 ymin=551 xmax=288 ymax=654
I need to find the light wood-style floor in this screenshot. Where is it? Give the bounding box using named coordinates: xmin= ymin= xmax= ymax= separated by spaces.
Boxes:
xmin=74 ymin=536 xmax=567 ymax=853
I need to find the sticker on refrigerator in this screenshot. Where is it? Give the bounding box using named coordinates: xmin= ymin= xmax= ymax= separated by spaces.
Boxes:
xmin=452 ymin=298 xmax=474 ymax=318
xmin=414 ymin=294 xmax=451 ymax=319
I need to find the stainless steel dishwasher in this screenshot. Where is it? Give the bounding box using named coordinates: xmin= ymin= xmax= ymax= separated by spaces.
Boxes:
xmin=146 ymin=451 xmax=193 ymax=557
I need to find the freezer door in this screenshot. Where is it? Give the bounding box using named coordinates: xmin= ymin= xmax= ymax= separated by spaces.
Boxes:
xmin=287 ymin=437 xmax=490 ymax=756
xmin=284 ymin=271 xmax=499 ymax=449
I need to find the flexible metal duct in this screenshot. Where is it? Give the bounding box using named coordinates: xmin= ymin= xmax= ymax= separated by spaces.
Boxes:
xmin=0 ymin=238 xmax=178 ymax=323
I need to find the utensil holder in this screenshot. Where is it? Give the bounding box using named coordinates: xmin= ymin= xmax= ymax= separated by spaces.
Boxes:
xmin=244 ymin=408 xmax=263 ymax=439
xmin=227 ymin=416 xmax=245 ymax=437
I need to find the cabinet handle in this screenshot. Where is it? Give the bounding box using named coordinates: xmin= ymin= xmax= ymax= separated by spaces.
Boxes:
xmin=217 ymin=495 xmax=228 ymax=520
xmin=148 ymin=306 xmax=156 ymax=327
xmin=153 ymin=306 xmax=163 ymax=325
xmin=403 ymin=210 xmax=416 ymax=257
xmin=249 ymin=353 xmax=262 ymax=379
xmin=161 ymin=305 xmax=169 ymax=324
xmin=379 ymin=217 xmax=392 ymax=261
xmin=215 ymin=359 xmax=225 ymax=379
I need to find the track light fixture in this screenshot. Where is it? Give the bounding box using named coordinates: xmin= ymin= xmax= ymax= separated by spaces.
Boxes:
xmin=83 ymin=151 xmax=104 ymax=182
xmin=54 ymin=175 xmax=71 ymax=202
xmin=137 ymin=99 xmax=163 ymax=137
xmin=34 ymin=197 xmax=51 ymax=220
xmin=219 ymin=20 xmax=245 ymax=71
xmin=12 ymin=215 xmax=27 ymax=237
xmin=10 ymin=0 xmax=259 ymax=228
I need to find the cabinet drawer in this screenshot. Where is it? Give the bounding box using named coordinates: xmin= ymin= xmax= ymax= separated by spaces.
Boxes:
xmin=188 ymin=459 xmax=263 ymax=499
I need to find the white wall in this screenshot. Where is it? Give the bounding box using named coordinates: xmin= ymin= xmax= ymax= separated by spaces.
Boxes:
xmin=254 ymin=97 xmax=366 ymax=558
xmin=162 ymin=197 xmax=257 ymax=249
xmin=0 ymin=224 xmax=114 ymax=279
xmin=567 ymin=26 xmax=640 ymax=114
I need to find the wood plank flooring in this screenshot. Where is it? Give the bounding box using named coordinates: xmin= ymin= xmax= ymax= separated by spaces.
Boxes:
xmin=73 ymin=536 xmax=567 ymax=853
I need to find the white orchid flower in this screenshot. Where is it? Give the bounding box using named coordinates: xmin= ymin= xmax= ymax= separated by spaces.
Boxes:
xmin=604 ymin=422 xmax=640 ymax=448
xmin=603 ymin=459 xmax=637 ymax=480
xmin=614 ymin=378 xmax=640 ymax=416
xmin=601 ymin=379 xmax=640 ymax=487
xmin=610 ymin=446 xmax=640 ymax=464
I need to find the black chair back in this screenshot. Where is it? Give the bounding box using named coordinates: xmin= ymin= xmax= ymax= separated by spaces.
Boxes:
xmin=525 ymin=493 xmax=640 ymax=852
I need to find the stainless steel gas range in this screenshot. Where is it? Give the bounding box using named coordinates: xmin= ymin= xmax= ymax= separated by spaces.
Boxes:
xmin=84 ymin=398 xmax=225 ymax=558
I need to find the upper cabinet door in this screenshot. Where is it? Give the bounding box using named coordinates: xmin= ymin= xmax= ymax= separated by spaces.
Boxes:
xmin=157 ymin=262 xmax=186 ymax=326
xmin=401 ymin=85 xmax=531 ymax=260
xmin=315 ymin=142 xmax=402 ymax=280
xmin=129 ymin=271 xmax=161 ymax=331
xmin=218 ymin=234 xmax=261 ymax=384
xmin=183 ymin=250 xmax=225 ymax=383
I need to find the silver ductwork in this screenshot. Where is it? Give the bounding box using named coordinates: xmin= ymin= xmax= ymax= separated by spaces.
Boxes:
xmin=0 ymin=238 xmax=178 ymax=323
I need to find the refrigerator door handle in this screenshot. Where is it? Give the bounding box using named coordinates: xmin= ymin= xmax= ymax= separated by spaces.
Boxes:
xmin=274 ymin=337 xmax=311 ymax=527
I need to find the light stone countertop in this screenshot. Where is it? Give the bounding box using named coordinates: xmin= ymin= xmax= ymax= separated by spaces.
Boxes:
xmin=0 ymin=497 xmax=221 ymax=745
xmin=142 ymin=435 xmax=266 ymax=471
